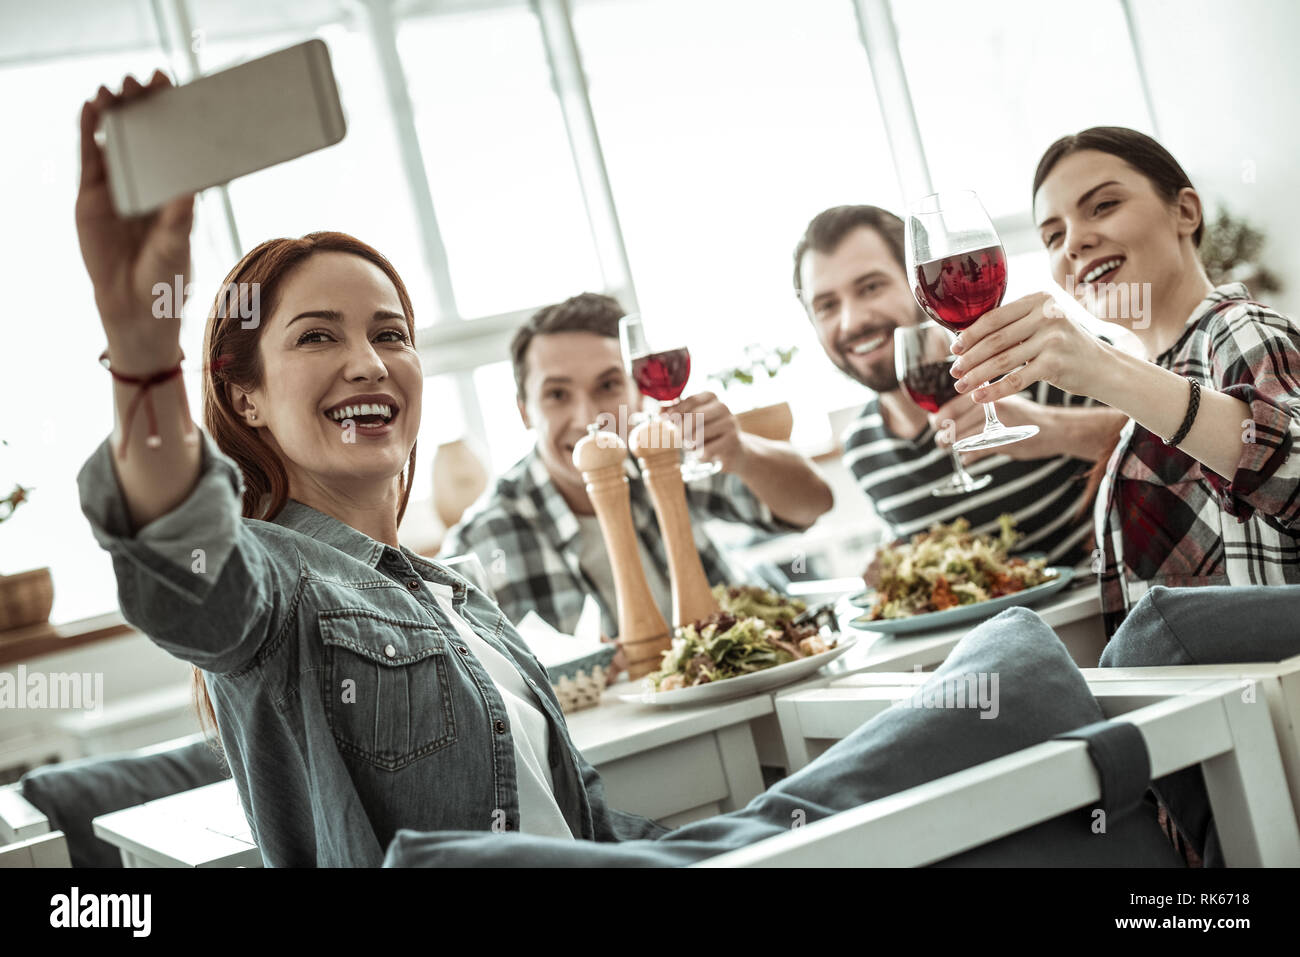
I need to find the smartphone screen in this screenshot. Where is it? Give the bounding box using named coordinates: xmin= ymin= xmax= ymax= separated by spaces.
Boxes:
xmin=99 ymin=39 xmax=347 ymax=217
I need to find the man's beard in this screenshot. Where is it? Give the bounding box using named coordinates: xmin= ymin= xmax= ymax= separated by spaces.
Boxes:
xmin=832 ymin=306 xmax=929 ymax=393
xmin=832 ymin=350 xmax=898 ymax=393
xmin=832 ymin=324 xmax=900 ymax=393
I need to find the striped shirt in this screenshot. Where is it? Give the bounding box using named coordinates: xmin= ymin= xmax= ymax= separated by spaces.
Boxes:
xmin=842 ymin=382 xmax=1099 ymax=567
xmin=1096 ymin=283 xmax=1300 ymax=637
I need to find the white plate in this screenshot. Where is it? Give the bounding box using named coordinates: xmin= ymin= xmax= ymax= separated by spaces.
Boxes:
xmin=847 ymin=567 xmax=1074 ymax=635
xmin=616 ymin=635 xmax=858 ymax=707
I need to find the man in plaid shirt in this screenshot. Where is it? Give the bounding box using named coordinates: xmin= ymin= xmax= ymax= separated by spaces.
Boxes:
xmin=442 ymin=293 xmax=834 ymax=649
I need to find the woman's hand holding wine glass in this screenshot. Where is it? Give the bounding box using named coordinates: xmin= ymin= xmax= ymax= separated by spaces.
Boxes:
xmin=905 ymin=190 xmax=1038 ymax=453
xmin=76 ymin=71 xmax=196 ymax=373
xmin=948 ymin=290 xmax=1112 ymax=404
xmin=933 ymin=393 xmax=1063 ymax=464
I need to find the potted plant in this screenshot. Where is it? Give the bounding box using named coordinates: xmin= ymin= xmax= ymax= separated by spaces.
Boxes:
xmin=708 ymin=344 xmax=799 ymax=442
xmin=0 ymin=438 xmax=52 ymax=633
xmin=1200 ymin=206 xmax=1282 ymax=295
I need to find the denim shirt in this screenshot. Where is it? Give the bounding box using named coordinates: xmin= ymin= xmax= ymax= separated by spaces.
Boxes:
xmin=76 ymin=427 xmax=668 ymax=866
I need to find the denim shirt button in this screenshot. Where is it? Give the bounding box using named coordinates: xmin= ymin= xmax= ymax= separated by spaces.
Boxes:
xmin=494 ymin=719 xmax=506 ymax=734
xmin=457 ymin=646 xmax=468 ymax=655
xmin=407 ymin=579 xmax=421 ymax=590
xmin=384 ymin=644 xmax=396 ymax=658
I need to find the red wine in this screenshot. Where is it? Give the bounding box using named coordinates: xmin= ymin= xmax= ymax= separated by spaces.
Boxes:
xmin=632 ymin=348 xmax=691 ymax=402
xmin=914 ymin=244 xmax=1007 ymax=332
xmin=903 ymin=358 xmax=960 ymax=413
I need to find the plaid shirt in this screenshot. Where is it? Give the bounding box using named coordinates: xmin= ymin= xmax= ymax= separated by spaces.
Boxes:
xmin=441 ymin=449 xmax=799 ymax=636
xmin=1096 ymin=283 xmax=1300 ymax=636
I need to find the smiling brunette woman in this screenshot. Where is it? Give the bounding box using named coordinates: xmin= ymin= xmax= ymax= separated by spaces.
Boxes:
xmin=947 ymin=127 xmax=1300 ymax=636
xmin=74 ymin=73 xmax=672 ymax=865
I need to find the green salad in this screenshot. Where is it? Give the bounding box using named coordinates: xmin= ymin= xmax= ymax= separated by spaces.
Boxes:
xmin=864 ymin=515 xmax=1055 ymax=620
xmin=714 ymin=584 xmax=806 ymax=625
xmin=649 ymin=586 xmax=835 ymax=691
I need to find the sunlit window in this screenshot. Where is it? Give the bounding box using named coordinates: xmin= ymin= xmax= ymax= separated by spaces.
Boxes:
xmin=889 ymin=0 xmax=1153 ymax=222
xmin=193 ymin=18 xmax=442 ymax=328
xmin=7 ymin=0 xmax=1169 ymax=626
xmin=396 ymin=6 xmax=604 ymax=320
xmin=571 ymin=0 xmax=903 ymax=445
xmin=0 ymin=45 xmax=244 ymax=623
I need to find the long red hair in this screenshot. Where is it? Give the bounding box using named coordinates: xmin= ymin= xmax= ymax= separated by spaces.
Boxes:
xmin=192 ymin=232 xmax=420 ymax=750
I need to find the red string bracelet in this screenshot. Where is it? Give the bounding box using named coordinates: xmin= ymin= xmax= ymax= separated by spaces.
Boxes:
xmin=99 ymin=348 xmax=199 ymax=459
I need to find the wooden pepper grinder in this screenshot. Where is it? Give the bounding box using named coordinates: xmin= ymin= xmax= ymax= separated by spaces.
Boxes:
xmin=629 ymin=416 xmax=720 ymax=627
xmin=573 ymin=425 xmax=671 ymax=680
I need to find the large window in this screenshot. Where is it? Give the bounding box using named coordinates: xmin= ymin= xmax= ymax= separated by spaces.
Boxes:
xmin=0 ymin=45 xmax=237 ymax=624
xmin=396 ymin=5 xmax=604 ymax=320
xmin=5 ymin=0 xmax=1157 ymax=625
xmin=571 ymin=0 xmax=904 ymax=441
xmin=190 ymin=13 xmax=441 ymax=327
xmin=889 ymin=0 xmax=1153 ymax=223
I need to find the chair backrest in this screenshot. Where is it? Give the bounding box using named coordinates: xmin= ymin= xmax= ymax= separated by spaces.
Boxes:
xmin=715 ymin=676 xmax=1299 ymax=867
xmin=11 ymin=731 xmax=227 ymax=867
xmin=0 ymin=731 xmax=211 ymax=847
xmin=0 ymin=782 xmax=50 ymax=844
xmin=0 ymin=830 xmax=70 ymax=868
xmin=1080 ymin=654 xmax=1300 ymax=830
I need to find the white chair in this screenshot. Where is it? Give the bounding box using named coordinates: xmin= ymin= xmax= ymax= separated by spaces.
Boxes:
xmin=0 ymin=730 xmax=211 ymax=867
xmin=0 ymin=782 xmax=51 ymax=845
xmin=0 ymin=831 xmax=70 ymax=868
xmin=704 ymin=675 xmax=1300 ymax=867
xmin=1080 ymin=653 xmax=1300 ymax=831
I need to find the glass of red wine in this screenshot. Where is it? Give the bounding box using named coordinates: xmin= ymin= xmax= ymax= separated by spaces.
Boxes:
xmin=895 ymin=322 xmax=993 ymax=496
xmin=906 ymin=190 xmax=1038 ymax=452
xmin=619 ymin=314 xmax=722 ymax=481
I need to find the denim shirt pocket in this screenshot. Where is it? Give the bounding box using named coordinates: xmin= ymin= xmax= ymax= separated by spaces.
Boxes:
xmin=319 ymin=611 xmax=457 ymax=771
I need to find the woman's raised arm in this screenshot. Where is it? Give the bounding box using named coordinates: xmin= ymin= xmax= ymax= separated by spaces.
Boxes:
xmin=948 ymin=292 xmax=1258 ymax=481
xmin=76 ymin=72 xmax=201 ymax=533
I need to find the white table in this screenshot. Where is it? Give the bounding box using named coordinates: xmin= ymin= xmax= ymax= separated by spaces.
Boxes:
xmin=89 ymin=693 xmax=771 ymax=867
xmin=564 ymin=691 xmax=769 ymax=827
xmin=88 ymin=581 xmax=1103 ymax=867
xmin=92 ymin=780 xmax=261 ymax=868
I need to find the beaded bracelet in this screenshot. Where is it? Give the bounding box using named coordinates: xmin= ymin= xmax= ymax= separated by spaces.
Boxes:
xmin=1164 ymin=376 xmax=1201 ymax=448
xmin=99 ymin=348 xmax=198 ymax=459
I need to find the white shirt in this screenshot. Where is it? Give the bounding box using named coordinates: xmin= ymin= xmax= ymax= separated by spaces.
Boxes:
xmin=423 ymin=581 xmax=575 ymax=840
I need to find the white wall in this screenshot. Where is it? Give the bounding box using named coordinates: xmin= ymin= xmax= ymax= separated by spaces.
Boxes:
xmin=1129 ymin=0 xmax=1300 ymax=317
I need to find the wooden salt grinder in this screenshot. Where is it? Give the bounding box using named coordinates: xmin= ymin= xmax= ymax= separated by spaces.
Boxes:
xmin=630 ymin=416 xmax=721 ymax=627
xmin=573 ymin=425 xmax=671 ymax=680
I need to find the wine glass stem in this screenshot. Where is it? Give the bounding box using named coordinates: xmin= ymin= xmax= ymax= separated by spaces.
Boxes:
xmin=979 ymin=385 xmax=1004 ymax=430
xmin=948 ymin=446 xmax=974 ymax=482
xmin=661 ymin=399 xmax=693 ymax=454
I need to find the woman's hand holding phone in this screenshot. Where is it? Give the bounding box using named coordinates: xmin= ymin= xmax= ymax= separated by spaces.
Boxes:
xmin=76 ymin=71 xmax=196 ymax=374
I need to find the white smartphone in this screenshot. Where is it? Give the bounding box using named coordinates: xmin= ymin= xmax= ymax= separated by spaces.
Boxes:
xmin=98 ymin=39 xmax=347 ymax=217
